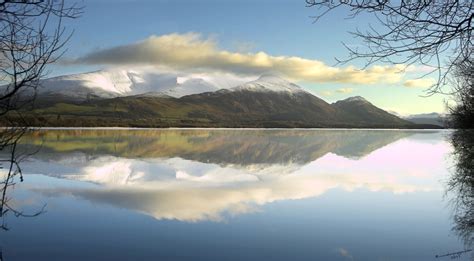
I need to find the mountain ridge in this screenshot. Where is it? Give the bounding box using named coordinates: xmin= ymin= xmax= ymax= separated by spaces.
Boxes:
xmin=1 ymin=70 xmax=442 ymax=129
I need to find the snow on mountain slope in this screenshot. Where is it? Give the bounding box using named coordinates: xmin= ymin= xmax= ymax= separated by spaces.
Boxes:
xmin=40 ymin=70 xmax=177 ymax=99
xmin=35 ymin=70 xmax=306 ymax=100
xmin=231 ymin=74 xmax=307 ymax=94
xmin=38 ymin=69 xmax=250 ymax=100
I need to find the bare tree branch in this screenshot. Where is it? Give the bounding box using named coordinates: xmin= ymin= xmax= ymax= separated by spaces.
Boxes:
xmin=0 ymin=0 xmax=82 ymax=230
xmin=306 ymin=0 xmax=473 ymax=95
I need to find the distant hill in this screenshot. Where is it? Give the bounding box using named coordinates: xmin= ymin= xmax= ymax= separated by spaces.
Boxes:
xmin=403 ymin=113 xmax=446 ymax=127
xmin=1 ymin=70 xmax=442 ymax=129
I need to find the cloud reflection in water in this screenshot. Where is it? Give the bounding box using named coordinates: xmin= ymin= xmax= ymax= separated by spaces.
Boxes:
xmin=12 ymin=129 xmax=451 ymax=222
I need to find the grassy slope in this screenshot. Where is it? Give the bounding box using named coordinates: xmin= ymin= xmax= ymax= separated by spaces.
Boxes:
xmin=4 ymin=91 xmax=441 ymax=128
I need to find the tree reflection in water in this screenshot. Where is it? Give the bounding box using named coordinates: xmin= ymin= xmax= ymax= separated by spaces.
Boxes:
xmin=0 ymin=133 xmax=46 ymax=231
xmin=0 ymin=131 xmax=46 ymax=260
xmin=448 ymin=129 xmax=474 ymax=250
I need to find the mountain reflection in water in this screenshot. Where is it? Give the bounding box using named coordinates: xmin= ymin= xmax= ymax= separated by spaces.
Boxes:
xmin=21 ymin=129 xmax=416 ymax=164
xmin=11 ymin=129 xmax=449 ymax=222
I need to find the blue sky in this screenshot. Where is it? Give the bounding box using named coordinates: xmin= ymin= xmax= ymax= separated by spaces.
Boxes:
xmin=57 ymin=0 xmax=448 ymax=114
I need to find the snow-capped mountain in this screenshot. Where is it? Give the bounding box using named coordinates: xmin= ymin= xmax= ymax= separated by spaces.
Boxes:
xmin=6 ymin=68 xmax=427 ymax=128
xmin=34 ymin=70 xmax=309 ymax=101
xmin=39 ymin=70 xmax=169 ymax=99
xmin=36 ymin=69 xmax=253 ymax=100
xmin=231 ymin=74 xmax=307 ymax=94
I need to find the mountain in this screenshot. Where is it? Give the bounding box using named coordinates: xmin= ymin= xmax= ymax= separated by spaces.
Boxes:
xmin=34 ymin=69 xmax=249 ymax=100
xmin=333 ymin=96 xmax=410 ymax=126
xmin=2 ymin=71 xmax=441 ymax=128
xmin=17 ymin=94 xmax=419 ymax=128
xmin=180 ymin=87 xmax=338 ymax=126
xmin=32 ymin=70 xmax=308 ymax=101
xmin=403 ymin=112 xmax=446 ymax=127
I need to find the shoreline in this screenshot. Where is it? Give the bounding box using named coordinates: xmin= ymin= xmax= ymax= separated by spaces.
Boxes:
xmin=3 ymin=126 xmax=449 ymax=131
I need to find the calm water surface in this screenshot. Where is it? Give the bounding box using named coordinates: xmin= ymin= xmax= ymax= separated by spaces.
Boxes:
xmin=0 ymin=129 xmax=469 ymax=260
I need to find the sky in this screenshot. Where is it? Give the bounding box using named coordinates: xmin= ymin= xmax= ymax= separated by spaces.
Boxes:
xmin=56 ymin=0 xmax=450 ymax=115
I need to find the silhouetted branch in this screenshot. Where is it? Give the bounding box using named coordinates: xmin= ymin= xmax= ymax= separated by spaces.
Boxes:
xmin=0 ymin=0 xmax=82 ymax=114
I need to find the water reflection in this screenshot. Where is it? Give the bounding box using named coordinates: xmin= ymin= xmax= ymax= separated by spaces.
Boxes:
xmin=448 ymin=129 xmax=474 ymax=249
xmin=1 ymin=129 xmax=468 ymax=260
xmin=13 ymin=129 xmax=449 ymax=222
xmin=21 ymin=129 xmax=419 ymax=165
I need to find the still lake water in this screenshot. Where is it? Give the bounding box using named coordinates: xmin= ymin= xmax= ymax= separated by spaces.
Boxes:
xmin=0 ymin=129 xmax=469 ymax=260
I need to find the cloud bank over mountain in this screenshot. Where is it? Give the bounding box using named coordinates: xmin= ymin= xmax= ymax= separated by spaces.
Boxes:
xmin=72 ymin=33 xmax=414 ymax=85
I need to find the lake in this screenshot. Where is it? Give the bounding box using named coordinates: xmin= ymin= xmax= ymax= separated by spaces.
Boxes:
xmin=0 ymin=129 xmax=469 ymax=260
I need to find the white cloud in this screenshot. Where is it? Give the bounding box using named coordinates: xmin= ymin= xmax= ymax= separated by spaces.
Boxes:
xmin=73 ymin=33 xmax=409 ymax=85
xmin=403 ymin=78 xmax=436 ymax=88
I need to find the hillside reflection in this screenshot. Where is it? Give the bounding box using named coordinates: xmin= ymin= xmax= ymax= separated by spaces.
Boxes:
xmin=11 ymin=129 xmax=449 ymax=222
xmin=19 ymin=129 xmax=436 ymax=165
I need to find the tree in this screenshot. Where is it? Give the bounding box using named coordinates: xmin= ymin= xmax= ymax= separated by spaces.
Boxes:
xmin=0 ymin=0 xmax=81 ymax=230
xmin=448 ymin=56 xmax=473 ymax=128
xmin=446 ymin=56 xmax=473 ymax=249
xmin=306 ymin=0 xmax=473 ymax=94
